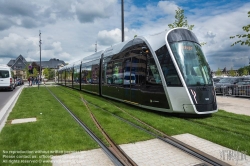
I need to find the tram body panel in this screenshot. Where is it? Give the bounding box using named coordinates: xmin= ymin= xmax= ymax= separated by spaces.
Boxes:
xmin=166 ymin=87 xmax=193 ymax=113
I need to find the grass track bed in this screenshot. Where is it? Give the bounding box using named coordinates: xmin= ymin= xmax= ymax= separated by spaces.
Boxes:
xmin=1 ymin=85 xmax=249 ymax=166
xmin=0 ymin=87 xmax=99 ymax=166
xmin=49 ymin=87 xmax=153 ymax=145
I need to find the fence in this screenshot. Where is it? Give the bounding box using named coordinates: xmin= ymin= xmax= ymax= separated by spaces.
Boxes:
xmin=215 ymin=84 xmax=250 ymax=97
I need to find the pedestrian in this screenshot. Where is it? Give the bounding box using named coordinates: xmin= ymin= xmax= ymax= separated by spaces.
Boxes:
xmin=35 ymin=77 xmax=38 ymax=85
xmin=28 ymin=77 xmax=30 ymax=86
xmin=31 ymin=77 xmax=34 ymax=86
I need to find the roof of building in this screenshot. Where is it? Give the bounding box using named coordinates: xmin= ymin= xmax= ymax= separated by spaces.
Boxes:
xmin=33 ymin=58 xmax=66 ymax=69
xmin=7 ymin=55 xmax=66 ymax=69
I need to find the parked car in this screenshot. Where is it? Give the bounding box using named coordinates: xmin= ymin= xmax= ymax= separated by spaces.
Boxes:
xmin=0 ymin=66 xmax=15 ymax=91
xmin=233 ymin=80 xmax=250 ymax=96
xmin=213 ymin=77 xmax=223 ymax=83
xmin=215 ymin=77 xmax=245 ymax=95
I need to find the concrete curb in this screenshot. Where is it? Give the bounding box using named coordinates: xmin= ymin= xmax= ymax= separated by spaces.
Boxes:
xmin=0 ymin=86 xmax=24 ymax=132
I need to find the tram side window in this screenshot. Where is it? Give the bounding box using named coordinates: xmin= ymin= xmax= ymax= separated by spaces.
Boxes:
xmin=81 ymin=65 xmax=92 ymax=84
xmin=102 ymin=62 xmax=107 ymax=84
xmin=66 ymin=68 xmax=73 ymax=85
xmin=64 ymin=70 xmax=66 ymax=82
xmin=112 ymin=61 xmax=123 ymax=85
xmin=73 ymin=65 xmax=80 ymax=83
xmin=91 ymin=63 xmax=99 ymax=84
xmin=155 ymin=45 xmax=182 ymax=86
xmin=147 ymin=54 xmax=162 ymax=85
xmin=106 ymin=61 xmax=113 ymax=84
xmin=59 ymin=71 xmax=62 ymax=84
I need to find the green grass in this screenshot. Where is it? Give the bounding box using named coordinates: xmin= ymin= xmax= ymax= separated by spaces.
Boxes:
xmin=53 ymin=86 xmax=250 ymax=155
xmin=49 ymin=87 xmax=153 ymax=145
xmin=1 ymin=85 xmax=249 ymax=166
xmin=0 ymin=87 xmax=99 ymax=166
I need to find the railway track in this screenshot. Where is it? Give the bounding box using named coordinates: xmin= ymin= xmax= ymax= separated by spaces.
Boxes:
xmin=46 ymin=86 xmax=136 ymax=166
xmin=183 ymin=118 xmax=250 ymax=139
xmin=80 ymin=93 xmax=137 ymax=166
xmin=48 ymin=85 xmax=231 ymax=166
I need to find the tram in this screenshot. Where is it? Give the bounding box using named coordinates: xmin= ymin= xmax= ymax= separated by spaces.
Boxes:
xmin=57 ymin=28 xmax=217 ymax=114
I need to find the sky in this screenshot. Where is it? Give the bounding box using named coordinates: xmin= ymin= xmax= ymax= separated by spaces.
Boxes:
xmin=0 ymin=0 xmax=249 ymax=71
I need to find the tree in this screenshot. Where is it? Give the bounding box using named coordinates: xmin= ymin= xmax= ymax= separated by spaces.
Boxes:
xmin=168 ymin=7 xmax=206 ymax=46
xmin=43 ymin=68 xmax=49 ymax=79
xmin=33 ymin=68 xmax=38 ymax=77
xmin=230 ymin=11 xmax=250 ymax=46
xmin=48 ymin=69 xmax=55 ymax=80
xmin=238 ymin=66 xmax=250 ymax=76
xmin=168 ymin=7 xmax=194 ymax=30
xmin=215 ymin=68 xmax=222 ymax=76
xmin=242 ymin=68 xmax=248 ymax=76
xmin=229 ymin=68 xmax=236 ymax=76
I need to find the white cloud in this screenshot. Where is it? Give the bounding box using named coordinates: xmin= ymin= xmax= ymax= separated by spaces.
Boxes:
xmin=158 ymin=1 xmax=178 ymax=15
xmin=0 ymin=0 xmax=249 ymax=71
xmin=75 ymin=0 xmax=117 ymax=23
xmin=190 ymin=3 xmax=250 ymax=70
xmin=97 ymin=28 xmax=122 ymax=46
xmin=0 ymin=32 xmax=72 ymax=63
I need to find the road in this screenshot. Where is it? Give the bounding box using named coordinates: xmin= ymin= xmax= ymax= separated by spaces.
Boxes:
xmin=0 ymin=86 xmax=22 ymax=110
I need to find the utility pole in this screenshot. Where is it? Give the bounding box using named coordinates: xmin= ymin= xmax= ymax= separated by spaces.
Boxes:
xmin=121 ymin=0 xmax=124 ymax=42
xmin=95 ymin=41 xmax=97 ymax=52
xmin=39 ymin=30 xmax=42 ymax=89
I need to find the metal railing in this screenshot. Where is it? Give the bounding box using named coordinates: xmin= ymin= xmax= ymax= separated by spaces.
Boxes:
xmin=216 ymin=84 xmax=250 ymax=97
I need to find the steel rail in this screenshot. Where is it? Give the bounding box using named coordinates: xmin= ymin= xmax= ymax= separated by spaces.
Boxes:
xmin=83 ymin=98 xmax=231 ymax=166
xmin=54 ymin=86 xmax=231 ymax=166
xmin=80 ymin=94 xmax=137 ymax=166
xmin=45 ymin=86 xmax=124 ymax=166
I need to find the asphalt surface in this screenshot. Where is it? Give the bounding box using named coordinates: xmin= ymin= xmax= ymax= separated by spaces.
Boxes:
xmin=0 ymin=85 xmax=24 ymax=131
xmin=0 ymin=86 xmax=22 ymax=110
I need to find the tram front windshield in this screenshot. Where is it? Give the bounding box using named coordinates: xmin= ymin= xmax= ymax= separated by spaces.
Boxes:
xmin=170 ymin=41 xmax=212 ymax=86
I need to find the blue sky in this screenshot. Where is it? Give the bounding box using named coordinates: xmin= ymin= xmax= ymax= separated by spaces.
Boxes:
xmin=0 ymin=0 xmax=249 ymax=71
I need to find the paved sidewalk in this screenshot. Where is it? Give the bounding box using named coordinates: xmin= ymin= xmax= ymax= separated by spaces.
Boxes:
xmin=216 ymin=96 xmax=250 ymax=116
xmin=52 ymin=134 xmax=250 ymax=166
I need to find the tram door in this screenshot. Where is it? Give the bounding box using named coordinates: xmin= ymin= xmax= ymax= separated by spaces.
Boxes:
xmin=123 ymin=57 xmax=141 ymax=104
xmin=123 ymin=58 xmax=131 ymax=102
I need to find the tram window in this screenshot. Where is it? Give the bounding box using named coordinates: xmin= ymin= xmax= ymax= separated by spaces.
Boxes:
xmin=112 ymin=61 xmax=123 ymax=85
xmin=155 ymin=45 xmax=182 ymax=86
xmin=66 ymin=67 xmax=73 ymax=86
xmin=91 ymin=64 xmax=99 ymax=84
xmin=73 ymin=65 xmax=80 ymax=83
xmin=102 ymin=63 xmax=107 ymax=84
xmin=146 ymin=56 xmax=162 ymax=85
xmin=106 ymin=61 xmax=113 ymax=84
xmin=170 ymin=42 xmax=212 ymax=86
xmin=81 ymin=65 xmax=91 ymax=84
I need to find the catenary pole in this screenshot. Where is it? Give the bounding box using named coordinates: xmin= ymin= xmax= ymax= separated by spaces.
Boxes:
xmin=121 ymin=0 xmax=124 ymax=42
xmin=39 ymin=30 xmax=42 ymax=89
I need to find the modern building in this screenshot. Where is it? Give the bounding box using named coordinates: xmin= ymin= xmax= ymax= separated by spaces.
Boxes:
xmin=7 ymin=54 xmax=66 ymax=79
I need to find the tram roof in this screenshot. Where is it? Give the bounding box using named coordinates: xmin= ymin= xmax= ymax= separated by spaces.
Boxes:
xmin=59 ymin=28 xmax=195 ymax=71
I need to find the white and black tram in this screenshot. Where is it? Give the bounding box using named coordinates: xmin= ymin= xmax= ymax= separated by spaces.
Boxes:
xmin=57 ymin=28 xmax=217 ymax=114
